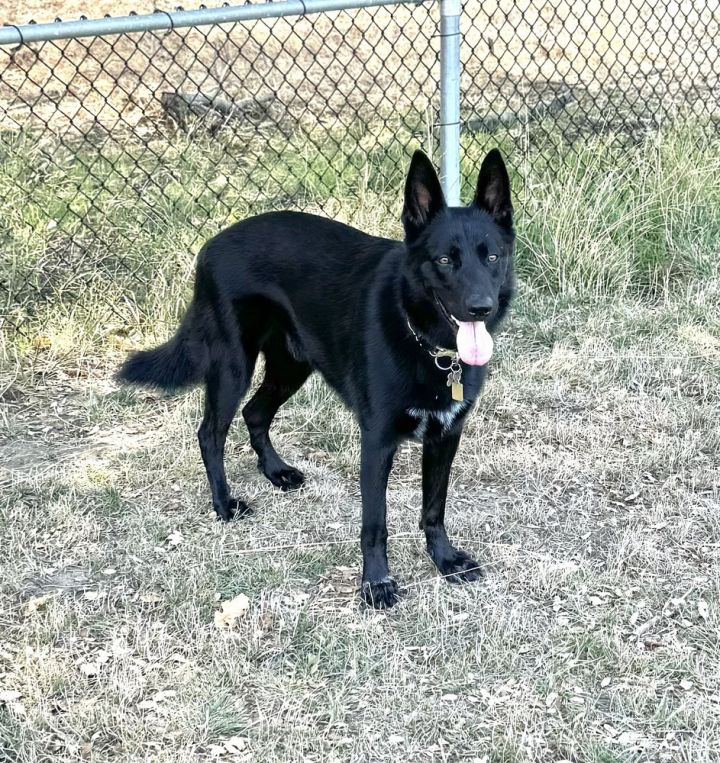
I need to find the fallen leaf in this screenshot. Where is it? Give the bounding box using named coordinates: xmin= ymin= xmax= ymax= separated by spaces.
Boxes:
xmin=224 ymin=736 xmax=248 ymax=753
xmin=25 ymin=594 xmax=56 ymax=615
xmin=617 ymin=731 xmax=647 ymax=747
xmin=213 ymin=593 xmax=250 ymax=628
xmin=79 ymin=661 xmax=101 ymax=677
xmin=32 ymin=335 xmax=52 ymax=349
xmin=0 ymin=690 xmax=22 ymax=703
xmin=698 ymin=600 xmax=709 ymax=620
xmin=152 ymin=689 xmax=177 ymax=702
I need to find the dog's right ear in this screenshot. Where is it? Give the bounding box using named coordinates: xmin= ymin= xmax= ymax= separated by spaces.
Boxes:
xmin=402 ymin=150 xmax=446 ymax=243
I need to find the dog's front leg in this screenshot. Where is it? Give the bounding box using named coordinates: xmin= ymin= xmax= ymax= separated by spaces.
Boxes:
xmin=422 ymin=432 xmax=484 ymax=583
xmin=359 ymin=430 xmax=399 ymax=608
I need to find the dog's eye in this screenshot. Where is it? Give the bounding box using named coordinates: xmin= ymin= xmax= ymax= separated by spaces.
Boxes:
xmin=488 ymin=254 xmax=498 ymax=263
xmin=437 ymin=256 xmax=452 ymax=266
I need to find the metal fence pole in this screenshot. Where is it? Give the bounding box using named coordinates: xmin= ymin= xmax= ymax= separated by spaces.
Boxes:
xmin=439 ymin=0 xmax=461 ymax=206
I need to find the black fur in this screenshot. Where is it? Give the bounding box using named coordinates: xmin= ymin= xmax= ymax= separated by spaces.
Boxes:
xmin=117 ymin=149 xmax=515 ymax=608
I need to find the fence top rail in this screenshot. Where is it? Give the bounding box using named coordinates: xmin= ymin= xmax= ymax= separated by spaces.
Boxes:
xmin=0 ymin=0 xmax=427 ymax=46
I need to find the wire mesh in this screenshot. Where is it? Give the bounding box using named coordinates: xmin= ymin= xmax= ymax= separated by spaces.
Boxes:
xmin=0 ymin=3 xmax=439 ymax=336
xmin=1 ymin=0 xmax=718 ymax=339
xmin=460 ymin=0 xmax=720 ymax=185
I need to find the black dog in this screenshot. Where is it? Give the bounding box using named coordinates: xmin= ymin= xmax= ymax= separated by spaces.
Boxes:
xmin=118 ymin=149 xmax=515 ymax=608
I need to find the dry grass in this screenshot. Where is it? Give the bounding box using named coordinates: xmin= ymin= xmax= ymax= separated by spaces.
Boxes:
xmin=1 ymin=121 xmax=720 ymax=760
xmin=1 ymin=291 xmax=719 ymax=761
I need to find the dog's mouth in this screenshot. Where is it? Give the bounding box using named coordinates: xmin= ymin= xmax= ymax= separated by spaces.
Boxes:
xmin=435 ymin=295 xmax=493 ymax=366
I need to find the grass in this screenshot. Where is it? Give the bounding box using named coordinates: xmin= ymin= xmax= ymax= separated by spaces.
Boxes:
xmin=4 ymin=120 xmax=720 ymax=353
xmin=1 ymin=119 xmax=720 ymax=761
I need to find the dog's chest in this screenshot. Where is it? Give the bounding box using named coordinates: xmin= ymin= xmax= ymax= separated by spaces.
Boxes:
xmin=406 ymin=401 xmax=467 ymax=439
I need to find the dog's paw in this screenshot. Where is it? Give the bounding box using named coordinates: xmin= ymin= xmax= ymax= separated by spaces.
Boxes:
xmin=266 ymin=466 xmax=305 ymax=492
xmin=361 ymin=576 xmax=400 ymax=609
xmin=215 ymin=498 xmax=253 ymax=522
xmin=433 ymin=548 xmax=484 ymax=584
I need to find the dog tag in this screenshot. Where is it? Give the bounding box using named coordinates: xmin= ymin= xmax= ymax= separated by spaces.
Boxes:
xmin=451 ymin=381 xmax=464 ymax=401
xmin=446 ymin=358 xmax=464 ymax=402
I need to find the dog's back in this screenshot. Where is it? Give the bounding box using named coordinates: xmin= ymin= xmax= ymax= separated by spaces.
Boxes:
xmin=119 ymin=211 xmax=398 ymax=397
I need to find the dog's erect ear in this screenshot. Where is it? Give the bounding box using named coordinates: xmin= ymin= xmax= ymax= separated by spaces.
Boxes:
xmin=473 ymin=149 xmax=513 ymax=229
xmin=402 ymin=150 xmax=446 ymax=243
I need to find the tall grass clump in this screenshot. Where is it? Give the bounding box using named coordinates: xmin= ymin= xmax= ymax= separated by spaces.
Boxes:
xmin=509 ymin=127 xmax=720 ymax=297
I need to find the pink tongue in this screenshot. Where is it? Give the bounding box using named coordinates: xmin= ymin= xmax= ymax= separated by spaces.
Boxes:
xmin=456 ymin=321 xmax=493 ymax=366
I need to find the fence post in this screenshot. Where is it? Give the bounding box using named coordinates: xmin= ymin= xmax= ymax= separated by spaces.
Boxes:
xmin=439 ymin=0 xmax=461 ymax=206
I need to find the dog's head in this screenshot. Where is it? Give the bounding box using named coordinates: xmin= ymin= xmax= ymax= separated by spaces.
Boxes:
xmin=401 ymin=149 xmax=515 ymax=364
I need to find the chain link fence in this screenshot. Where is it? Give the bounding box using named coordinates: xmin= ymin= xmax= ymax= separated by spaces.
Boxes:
xmin=461 ymin=1 xmax=719 ymax=157
xmin=1 ymin=0 xmax=718 ymax=342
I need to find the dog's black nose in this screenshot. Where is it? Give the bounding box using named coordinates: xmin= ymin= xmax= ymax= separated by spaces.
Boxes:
xmin=467 ymin=298 xmax=494 ymax=318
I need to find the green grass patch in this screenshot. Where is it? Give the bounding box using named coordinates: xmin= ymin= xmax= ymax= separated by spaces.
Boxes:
xmin=2 ymin=118 xmax=719 ymax=372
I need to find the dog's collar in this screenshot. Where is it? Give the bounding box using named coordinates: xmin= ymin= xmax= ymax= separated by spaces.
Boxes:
xmin=406 ymin=316 xmax=445 ymax=354
xmin=406 ymin=317 xmax=464 ymax=401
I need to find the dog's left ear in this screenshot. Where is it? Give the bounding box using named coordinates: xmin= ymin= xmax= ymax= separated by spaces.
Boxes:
xmin=402 ymin=150 xmax=447 ymax=243
xmin=473 ymin=149 xmax=513 ymax=229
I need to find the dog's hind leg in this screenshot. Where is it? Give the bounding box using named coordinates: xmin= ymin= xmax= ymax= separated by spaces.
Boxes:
xmin=242 ymin=336 xmax=311 ymax=492
xmin=198 ymin=353 xmax=256 ymax=521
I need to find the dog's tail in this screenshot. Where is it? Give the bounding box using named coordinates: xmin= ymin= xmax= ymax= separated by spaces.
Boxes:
xmin=116 ymin=305 xmax=210 ymax=391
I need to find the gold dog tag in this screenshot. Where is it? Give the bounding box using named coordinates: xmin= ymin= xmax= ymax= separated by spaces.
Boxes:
xmin=451 ymin=381 xmax=464 ymax=401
